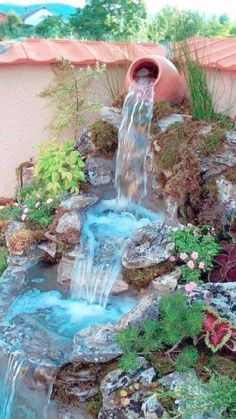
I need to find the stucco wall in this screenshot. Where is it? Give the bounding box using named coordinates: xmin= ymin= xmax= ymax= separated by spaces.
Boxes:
xmin=0 ymin=64 xmax=125 ymax=197
xmin=206 ymin=69 xmax=236 ymax=117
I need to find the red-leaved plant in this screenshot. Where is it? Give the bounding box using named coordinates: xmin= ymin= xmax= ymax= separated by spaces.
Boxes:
xmin=200 ymin=307 xmax=236 ymax=352
xmin=208 ymin=241 xmax=236 ymax=283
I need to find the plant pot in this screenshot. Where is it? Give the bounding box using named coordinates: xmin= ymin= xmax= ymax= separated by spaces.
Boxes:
xmin=125 ymin=55 xmax=185 ymax=104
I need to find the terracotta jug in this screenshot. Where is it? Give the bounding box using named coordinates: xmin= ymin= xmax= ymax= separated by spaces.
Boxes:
xmin=125 ymin=55 xmax=185 ymax=104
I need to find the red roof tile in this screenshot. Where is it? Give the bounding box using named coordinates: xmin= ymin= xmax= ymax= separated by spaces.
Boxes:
xmin=0 ymin=38 xmax=166 ymax=66
xmin=176 ymin=36 xmax=236 ymax=71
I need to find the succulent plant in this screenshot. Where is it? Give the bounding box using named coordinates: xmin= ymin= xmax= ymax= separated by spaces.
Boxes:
xmin=208 ymin=241 xmax=236 ymax=283
xmin=201 ymin=307 xmax=236 ymax=353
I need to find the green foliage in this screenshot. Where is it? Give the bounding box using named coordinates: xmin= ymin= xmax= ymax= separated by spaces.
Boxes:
xmin=85 ymin=393 xmax=103 ymax=417
xmin=36 ymin=15 xmax=71 ymax=38
xmin=172 ymin=346 xmax=199 ymax=372
xmin=40 ymin=60 xmax=105 ymax=139
xmin=199 ymin=127 xmax=225 ymax=156
xmin=0 ymin=247 xmax=8 ymax=275
xmin=159 ymin=292 xmax=204 ymax=346
xmin=170 ymin=224 xmax=220 ymax=283
xmin=34 ymin=140 xmax=85 ymax=196
xmin=117 ymin=292 xmax=204 ymax=372
xmin=180 ymin=45 xmax=216 ymax=122
xmin=0 ymin=205 xmax=22 ymax=222
xmin=172 ymin=373 xmax=236 ymax=418
xmin=91 ymin=120 xmax=118 ymax=155
xmin=69 ymin=0 xmax=147 ymax=41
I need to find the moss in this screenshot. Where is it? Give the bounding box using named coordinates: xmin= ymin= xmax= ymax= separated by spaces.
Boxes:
xmin=149 ymin=352 xmax=174 ymax=377
xmin=0 ymin=246 xmax=8 ymax=275
xmin=90 ymin=120 xmax=118 ymax=156
xmin=122 ymin=261 xmax=175 ymax=290
xmin=199 ymin=127 xmax=225 ymax=156
xmin=9 ymin=229 xmax=38 ymax=255
xmin=222 ymin=167 xmax=236 ymax=184
xmin=85 ymin=394 xmax=103 ymax=417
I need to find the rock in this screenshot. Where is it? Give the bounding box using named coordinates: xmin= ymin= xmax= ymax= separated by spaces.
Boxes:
xmin=151 ymin=268 xmax=180 ymax=294
xmin=85 ymin=156 xmax=114 ymax=186
xmin=72 ymin=323 xmax=122 ymax=363
xmin=141 ymin=394 xmax=167 ymax=418
xmin=100 ymin=106 xmax=122 ymax=130
xmin=60 ymin=193 xmax=99 ymax=212
xmin=122 ymin=222 xmax=174 ymax=269
xmin=5 ymin=221 xmax=24 ymax=249
xmin=197 ymin=123 xmax=213 ymax=135
xmin=0 ymin=267 xmax=27 ymax=318
xmin=216 ymin=176 xmax=236 ymax=211
xmin=111 ymin=276 xmax=129 ymax=295
xmin=157 ymin=114 xmax=187 ymax=133
xmin=57 ymin=254 xmax=75 ymax=287
xmin=55 ymin=211 xmax=81 ymax=245
xmin=116 ymin=292 xmax=160 ymax=330
xmin=38 ymin=241 xmax=57 ymax=259
xmin=182 ymin=282 xmax=236 ymax=324
xmin=200 ymin=130 xmax=236 ymax=180
xmin=159 ymin=370 xmax=197 ymax=390
xmin=76 ymin=128 xmax=96 ymax=156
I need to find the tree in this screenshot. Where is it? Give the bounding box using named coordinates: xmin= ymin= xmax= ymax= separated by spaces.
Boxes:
xmin=0 ymin=11 xmax=24 ymax=39
xmin=70 ymin=0 xmax=147 ymax=40
xmin=36 ymin=16 xmax=71 ymax=38
xmin=148 ymin=6 xmax=205 ymax=42
xmin=202 ymin=15 xmax=233 ymax=37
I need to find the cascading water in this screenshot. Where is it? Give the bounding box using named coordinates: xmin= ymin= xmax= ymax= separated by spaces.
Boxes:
xmin=71 ymin=75 xmax=159 ymax=307
xmin=1 ymin=352 xmax=24 ymax=419
xmin=115 ymin=80 xmax=154 ymax=202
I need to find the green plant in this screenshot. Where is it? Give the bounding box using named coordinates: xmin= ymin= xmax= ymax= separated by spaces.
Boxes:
xmin=85 ymin=394 xmax=103 ymax=417
xmin=172 ymin=346 xmax=199 ymax=372
xmin=170 ymin=224 xmax=220 ymax=283
xmin=117 ymin=292 xmax=204 ymax=372
xmin=0 ymin=205 xmax=22 ymax=222
xmin=0 ymin=247 xmax=8 ymax=275
xmin=40 ymin=60 xmax=105 ymax=139
xmin=34 ymin=140 xmax=85 ymax=196
xmin=90 ymin=120 xmax=118 ymax=155
xmin=199 ymin=127 xmax=225 ymax=156
xmin=171 ymin=373 xmax=236 ymax=418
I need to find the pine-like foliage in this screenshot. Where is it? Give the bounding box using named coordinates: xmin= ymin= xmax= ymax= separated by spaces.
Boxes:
xmin=117 ymin=291 xmax=204 ymax=372
xmin=172 ymin=346 xmax=199 ymax=372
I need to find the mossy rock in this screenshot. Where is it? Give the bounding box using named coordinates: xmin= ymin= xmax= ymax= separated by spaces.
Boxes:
xmin=222 ymin=166 xmax=236 ymax=184
xmin=90 ymin=120 xmax=118 ymax=156
xmin=122 ymin=261 xmax=175 ymax=290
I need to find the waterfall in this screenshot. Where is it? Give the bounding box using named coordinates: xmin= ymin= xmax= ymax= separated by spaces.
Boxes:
xmin=1 ymin=352 xmax=24 ymax=419
xmin=115 ymin=80 xmax=154 ymax=202
xmin=71 ymin=76 xmax=157 ymax=307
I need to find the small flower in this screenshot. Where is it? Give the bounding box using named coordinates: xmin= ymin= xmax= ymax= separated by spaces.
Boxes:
xmin=21 ymin=214 xmax=27 ymax=221
xmin=46 ymin=198 xmax=53 ymax=205
xmin=187 ymin=223 xmax=193 ymax=228
xmin=36 ymin=193 xmax=41 ymax=198
xmin=191 ymin=251 xmax=199 ymax=260
xmin=23 ymin=207 xmax=29 ymax=214
xmin=199 ymin=261 xmax=205 ymax=270
xmin=14 ymin=203 xmax=19 ymax=207
xmin=185 ymin=281 xmax=197 ymax=293
xmin=169 ymin=256 xmax=176 ymax=262
xmin=187 ymin=260 xmax=195 ymax=269
xmin=193 ymin=229 xmax=198 ymax=235
xmin=35 ymin=202 xmax=40 ymax=208
xmin=180 ymin=252 xmax=188 ymax=261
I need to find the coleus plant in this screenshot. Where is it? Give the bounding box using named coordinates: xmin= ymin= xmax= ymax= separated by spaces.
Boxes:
xmin=208 ymin=241 xmax=236 ymax=283
xmin=200 ymin=307 xmax=236 ymax=353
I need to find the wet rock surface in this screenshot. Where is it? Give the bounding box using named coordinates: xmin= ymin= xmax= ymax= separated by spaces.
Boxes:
xmin=85 ymin=156 xmax=115 ymax=186
xmin=72 ymin=323 xmax=122 ymax=363
xmin=100 ymin=106 xmax=122 ymax=130
xmin=122 ymin=222 xmax=174 ymax=269
xmin=60 ymin=193 xmax=99 ymax=212
xmin=57 ymin=253 xmax=76 ymax=287
xmin=157 ymin=113 xmax=188 ymax=133
xmin=116 ymin=292 xmax=160 ymax=330
xmin=0 ymin=267 xmax=27 ymax=318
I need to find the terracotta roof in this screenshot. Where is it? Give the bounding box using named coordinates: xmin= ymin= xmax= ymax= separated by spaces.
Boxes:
xmin=0 ymin=38 xmax=166 ymax=66
xmin=175 ymin=36 xmax=236 ymax=71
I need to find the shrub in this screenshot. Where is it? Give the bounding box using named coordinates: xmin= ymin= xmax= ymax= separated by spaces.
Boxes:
xmin=117 ymin=291 xmax=204 ymax=372
xmin=172 ymin=346 xmax=199 ymax=372
xmin=0 ymin=247 xmax=8 ymax=275
xmin=0 ymin=205 xmax=22 ymax=222
xmin=90 ymin=120 xmax=118 ymax=155
xmin=208 ymin=242 xmax=236 ymax=283
xmin=34 ymin=140 xmax=85 ymax=196
xmin=170 ymin=224 xmax=220 ymax=283
xmin=171 ymin=373 xmax=236 ymax=417
xmin=22 ymin=194 xmax=58 ymax=228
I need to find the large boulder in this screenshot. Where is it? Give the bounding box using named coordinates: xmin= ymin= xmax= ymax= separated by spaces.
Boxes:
xmin=216 ymin=176 xmax=236 ymax=212
xmin=100 ymin=106 xmax=122 ymax=130
xmin=5 ymin=221 xmax=24 ymax=249
xmin=85 ymin=156 xmax=115 ymax=186
xmin=55 ymin=211 xmax=81 ymax=245
xmin=60 ymin=193 xmax=99 ymax=212
xmin=122 ymin=222 xmax=174 ymax=269
xmin=72 ymin=323 xmax=122 ymax=363
xmin=157 ymin=113 xmax=189 ymax=133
